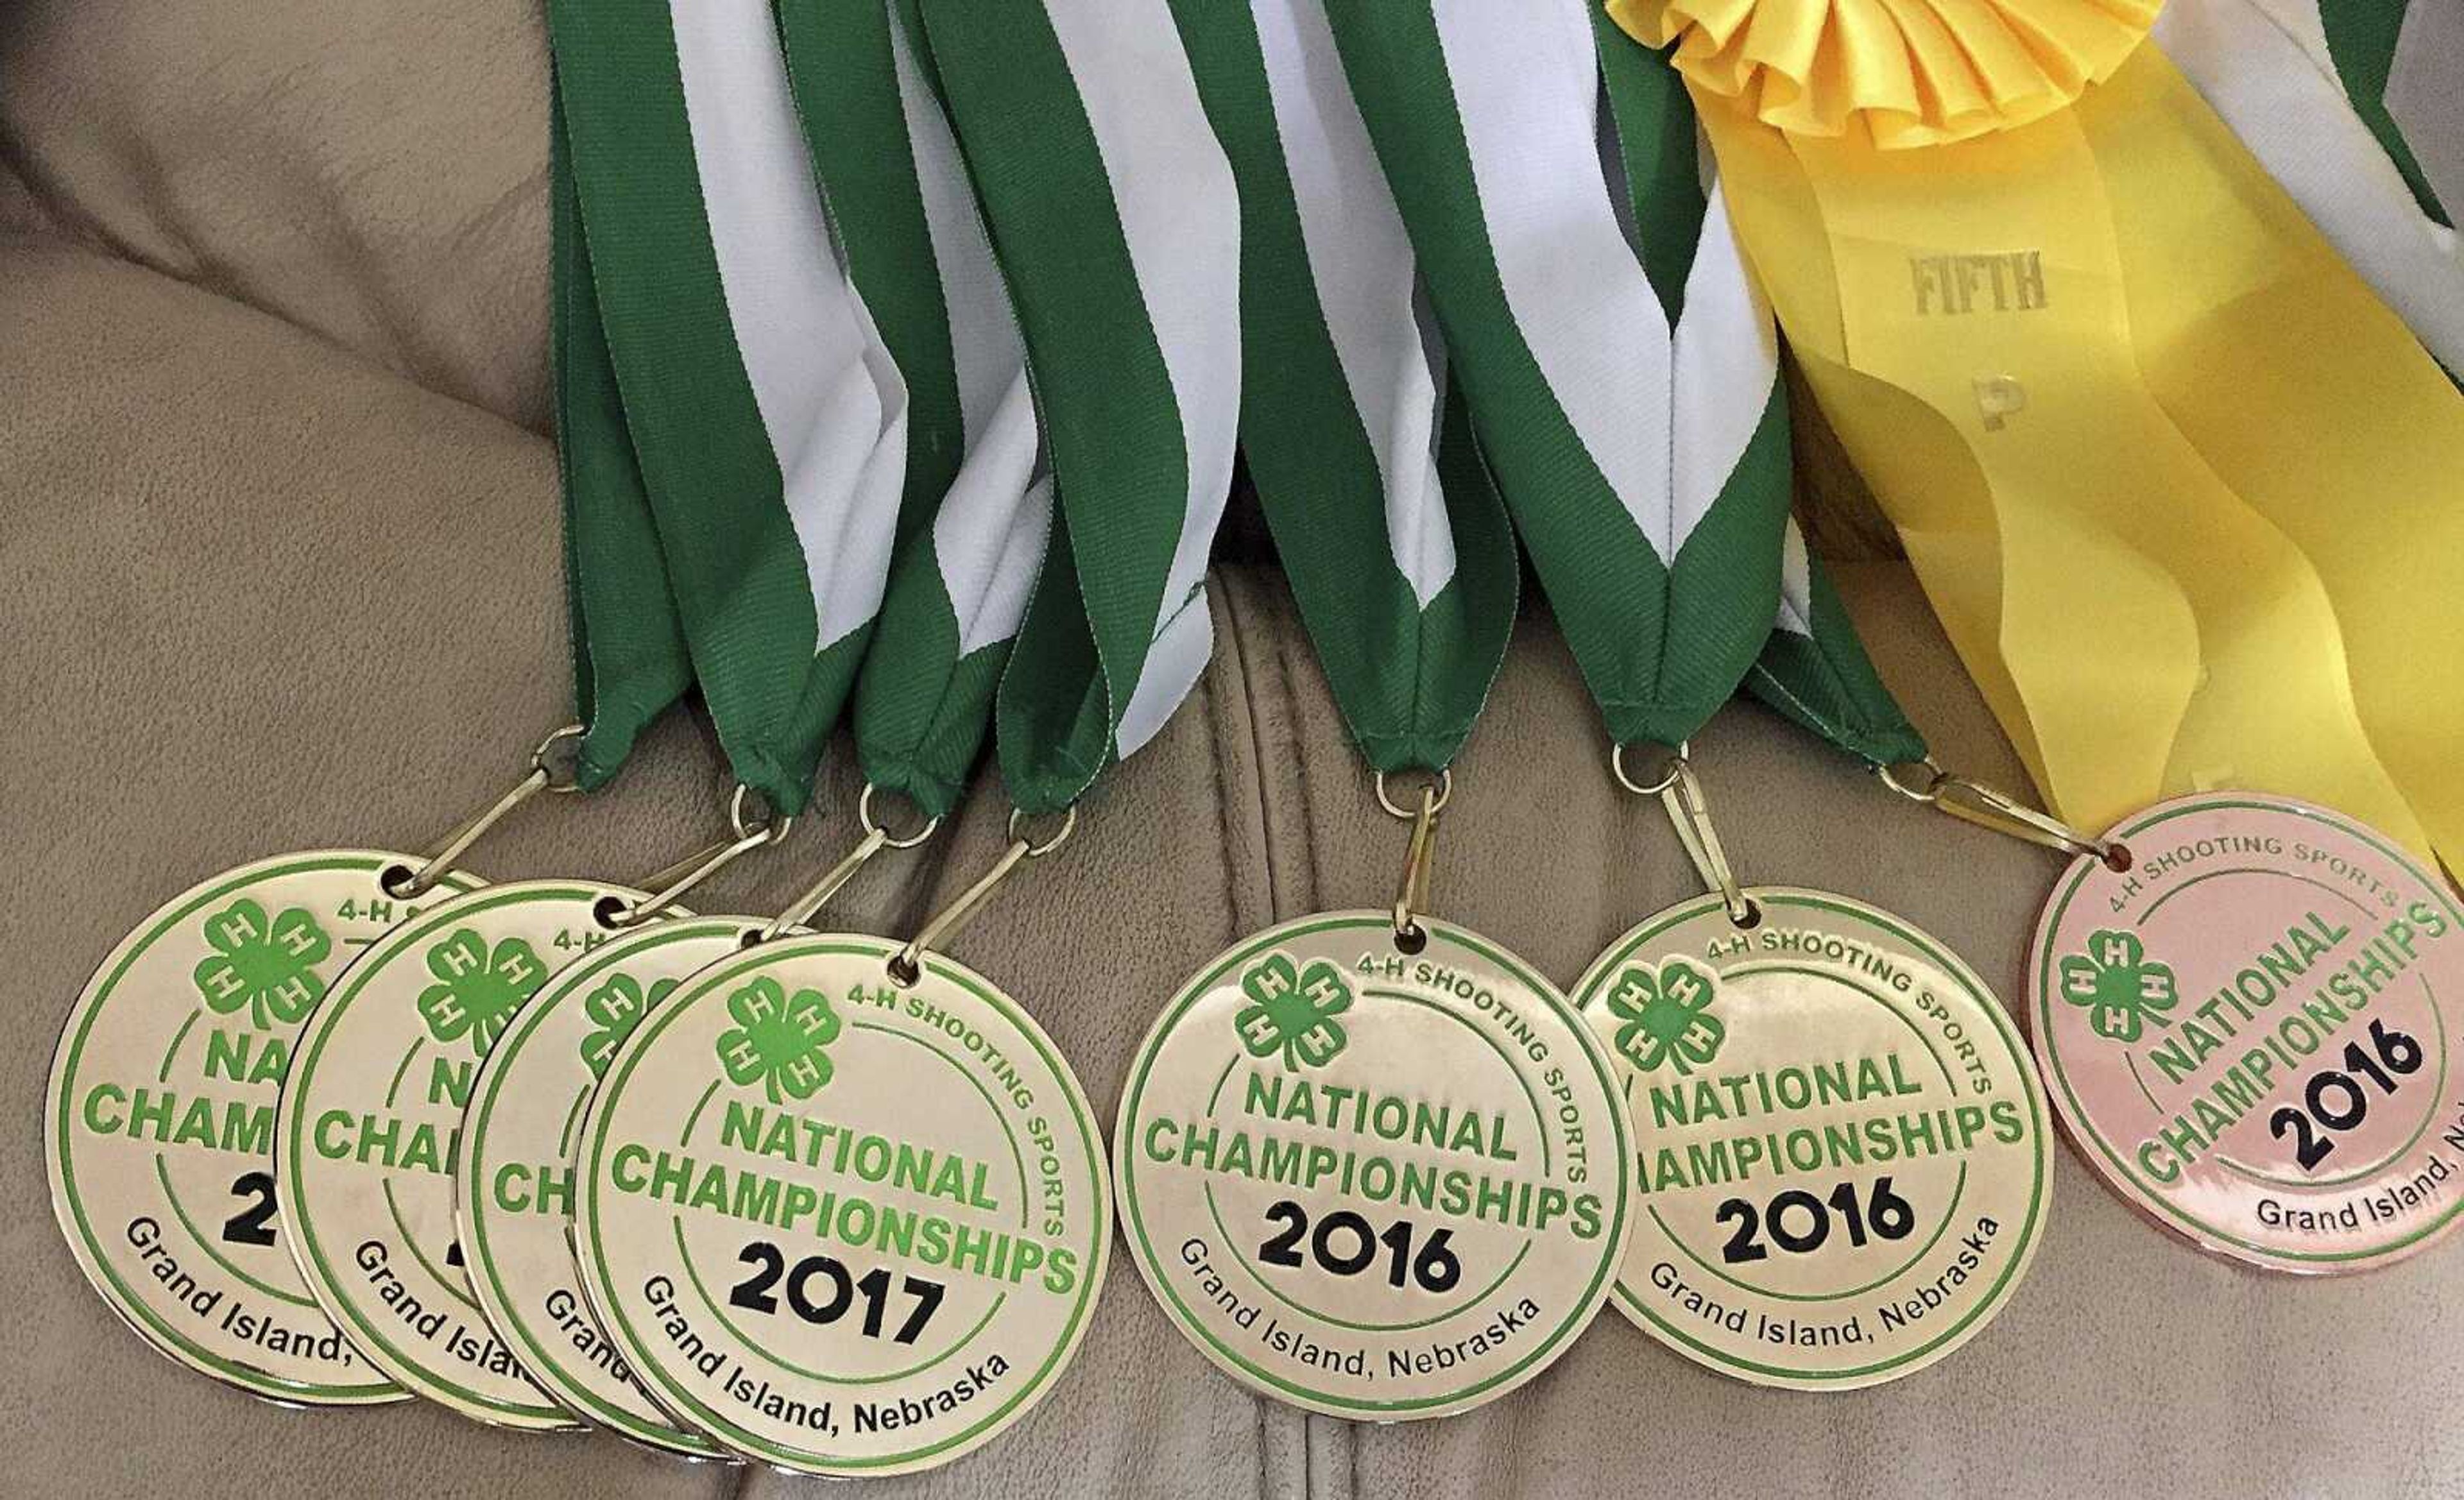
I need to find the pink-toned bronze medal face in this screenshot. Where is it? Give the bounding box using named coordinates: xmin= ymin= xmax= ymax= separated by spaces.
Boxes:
xmin=2031 ymin=792 xmax=2464 ymax=1272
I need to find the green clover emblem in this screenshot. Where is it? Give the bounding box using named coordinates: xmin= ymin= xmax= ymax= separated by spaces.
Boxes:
xmin=2058 ymin=929 xmax=2177 ymax=1044
xmin=579 ymin=971 xmax=675 ymax=1080
xmin=1235 ymin=952 xmax=1351 ymax=1071
xmin=192 ymin=899 xmax=332 ymax=1030
xmin=416 ymin=928 xmax=549 ymax=1056
xmin=716 ymin=976 xmax=841 ymax=1102
xmin=1605 ymin=957 xmax=1724 ymax=1075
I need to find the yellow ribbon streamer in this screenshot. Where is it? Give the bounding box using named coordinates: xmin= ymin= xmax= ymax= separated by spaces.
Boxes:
xmin=1630 ymin=12 xmax=2464 ymax=871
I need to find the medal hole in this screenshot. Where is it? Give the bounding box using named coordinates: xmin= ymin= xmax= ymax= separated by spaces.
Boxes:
xmin=377 ymin=862 xmax=420 ymax=900
xmin=1392 ymin=923 xmax=1428 ymax=957
xmin=2101 ymin=843 xmax=2135 ymax=874
xmin=592 ymin=894 xmax=632 ymax=931
xmin=1730 ymin=899 xmax=1764 ymax=932
xmin=886 ymin=954 xmax=921 ymax=988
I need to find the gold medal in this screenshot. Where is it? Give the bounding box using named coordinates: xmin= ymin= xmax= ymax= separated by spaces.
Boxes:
xmin=1115 ymin=774 xmax=1634 ymax=1419
xmin=42 ymin=725 xmax=617 ymax=1408
xmin=564 ymin=798 xmax=1105 ymax=1476
xmin=1575 ymin=749 xmax=2053 ymax=1389
xmin=1573 ymin=887 xmax=2051 ymax=1389
xmin=1117 ymin=910 xmax=1632 ymax=1419
xmin=571 ymin=932 xmax=1108 ymax=1476
xmin=46 ymin=851 xmax=479 ymax=1406
xmin=456 ymin=916 xmax=755 ymax=1457
xmin=275 ymin=879 xmax=633 ymax=1429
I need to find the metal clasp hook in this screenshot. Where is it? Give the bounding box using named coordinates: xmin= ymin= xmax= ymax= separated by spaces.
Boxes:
xmin=384 ymin=724 xmax=587 ymax=898
xmin=1878 ymin=758 xmax=2131 ymax=871
xmin=758 ymin=784 xmax=941 ymax=944
xmin=886 ymin=804 xmax=1075 ymax=985
xmin=1614 ymin=742 xmax=1758 ymax=928
xmin=1376 ymin=769 xmax=1450 ymax=951
xmin=599 ymin=784 xmax=794 ymax=930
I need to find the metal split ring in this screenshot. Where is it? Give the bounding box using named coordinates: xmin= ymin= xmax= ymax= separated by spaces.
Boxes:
xmin=1611 ymin=740 xmax=1690 ymax=799
xmin=1374 ymin=767 xmax=1453 ymax=821
xmin=860 ymin=782 xmax=943 ymax=850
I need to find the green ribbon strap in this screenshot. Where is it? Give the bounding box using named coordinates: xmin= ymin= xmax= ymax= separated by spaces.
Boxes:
xmin=1172 ymin=0 xmax=1518 ymax=776
xmin=920 ymin=0 xmax=1242 ymax=815
xmin=1750 ymin=520 xmax=1927 ymax=769
xmin=1325 ymin=0 xmax=1786 ymax=753
xmin=780 ymin=0 xmax=1053 ymax=820
xmin=551 ymin=82 xmax=694 ymax=793
xmin=1330 ymin=2 xmax=1924 ymax=770
xmin=550 ymin=0 xmax=910 ymax=815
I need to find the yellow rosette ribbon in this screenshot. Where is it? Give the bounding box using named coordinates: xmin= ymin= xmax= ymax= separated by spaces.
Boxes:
xmin=1612 ymin=0 xmax=2464 ymax=873
xmin=1614 ymin=0 xmax=2158 ymax=146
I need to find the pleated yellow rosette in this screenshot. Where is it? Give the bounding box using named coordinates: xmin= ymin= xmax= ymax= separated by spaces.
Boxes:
xmin=1610 ymin=0 xmax=2158 ymax=146
xmin=1613 ymin=0 xmax=2464 ymax=873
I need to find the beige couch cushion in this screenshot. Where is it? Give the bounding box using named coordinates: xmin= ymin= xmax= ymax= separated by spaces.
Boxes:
xmin=1 ymin=1 xmax=551 ymax=429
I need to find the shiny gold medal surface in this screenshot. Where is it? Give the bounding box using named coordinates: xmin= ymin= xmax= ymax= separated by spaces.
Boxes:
xmin=573 ymin=933 xmax=1108 ymax=1478
xmin=1572 ymin=889 xmax=2051 ymax=1390
xmin=1115 ymin=912 xmax=1633 ymax=1420
xmin=275 ymin=878 xmax=638 ymax=1429
xmin=457 ymin=916 xmax=751 ymax=1458
xmin=46 ymin=851 xmax=479 ymax=1405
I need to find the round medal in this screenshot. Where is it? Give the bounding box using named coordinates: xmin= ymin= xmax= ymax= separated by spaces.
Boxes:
xmin=456 ymin=915 xmax=756 ymax=1455
xmin=1115 ymin=912 xmax=1632 ymax=1420
xmin=456 ymin=916 xmax=751 ymax=1458
xmin=1573 ymin=889 xmax=2051 ymax=1390
xmin=46 ymin=851 xmax=479 ymax=1404
xmin=275 ymin=878 xmax=634 ymax=1429
xmin=572 ymin=933 xmax=1108 ymax=1477
xmin=2032 ymin=792 xmax=2464 ymax=1272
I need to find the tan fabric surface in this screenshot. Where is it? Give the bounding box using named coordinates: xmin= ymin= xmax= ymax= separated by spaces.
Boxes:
xmin=7 ymin=5 xmax=2464 ymax=1495
xmin=0 ymin=2 xmax=552 ymax=431
xmin=2388 ymin=0 xmax=2463 ymax=221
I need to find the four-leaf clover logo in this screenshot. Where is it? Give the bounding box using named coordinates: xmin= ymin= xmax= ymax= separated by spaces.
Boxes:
xmin=716 ymin=976 xmax=841 ymax=1102
xmin=1605 ymin=957 xmax=1724 ymax=1075
xmin=1235 ymin=952 xmax=1351 ymax=1071
xmin=193 ymin=899 xmax=332 ymax=1030
xmin=579 ymin=971 xmax=675 ymax=1079
xmin=2059 ymin=929 xmax=2177 ymax=1044
xmin=416 ymin=929 xmax=549 ymax=1056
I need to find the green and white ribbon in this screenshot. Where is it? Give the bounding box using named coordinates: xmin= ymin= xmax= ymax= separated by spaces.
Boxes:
xmin=1326 ymin=1 xmax=1923 ymax=769
xmin=920 ymin=0 xmax=1241 ymax=815
xmin=551 ymin=90 xmax=695 ymax=793
xmin=2156 ymin=0 xmax=2461 ymax=375
xmin=551 ymin=0 xmax=910 ymax=815
xmin=1751 ymin=518 xmax=1927 ymax=769
xmin=1171 ymin=0 xmax=1517 ymax=775
xmin=780 ymin=0 xmax=1052 ymax=819
xmin=1324 ymin=0 xmax=1788 ymax=753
